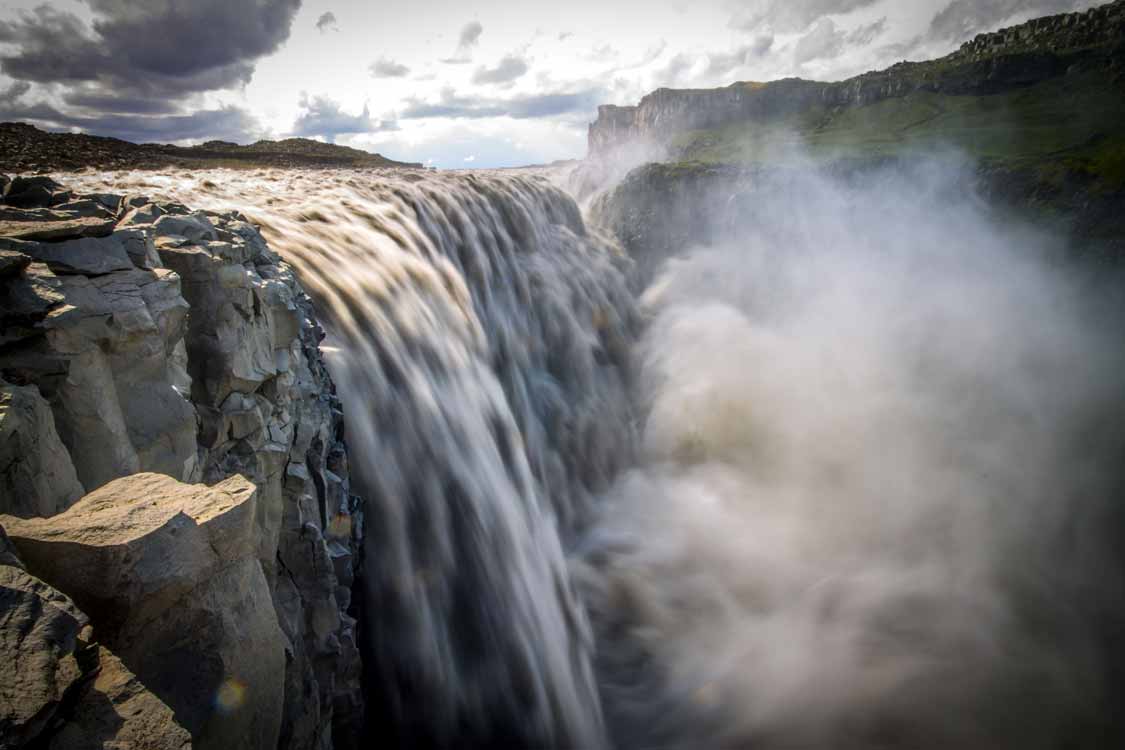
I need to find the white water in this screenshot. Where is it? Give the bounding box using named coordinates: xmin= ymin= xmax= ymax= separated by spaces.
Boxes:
xmin=68 ymin=163 xmax=1124 ymax=749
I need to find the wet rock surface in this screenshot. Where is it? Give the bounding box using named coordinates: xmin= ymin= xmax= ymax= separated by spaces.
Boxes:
xmin=0 ymin=174 xmax=364 ymax=749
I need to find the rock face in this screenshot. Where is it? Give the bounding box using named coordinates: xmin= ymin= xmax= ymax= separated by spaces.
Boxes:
xmin=0 ymin=379 xmax=84 ymax=518
xmin=587 ymin=0 xmax=1125 ymax=157
xmin=0 ymin=176 xmax=364 ymax=748
xmin=3 ymin=473 xmax=283 ymax=750
xmin=0 ymin=524 xmax=191 ymax=750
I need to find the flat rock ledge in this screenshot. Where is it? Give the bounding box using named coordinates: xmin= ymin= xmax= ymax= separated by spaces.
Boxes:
xmin=2 ymin=473 xmax=283 ymax=750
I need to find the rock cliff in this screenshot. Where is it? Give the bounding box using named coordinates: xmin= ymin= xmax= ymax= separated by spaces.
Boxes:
xmin=587 ymin=0 xmax=1125 ymax=158
xmin=0 ymin=175 xmax=363 ymax=749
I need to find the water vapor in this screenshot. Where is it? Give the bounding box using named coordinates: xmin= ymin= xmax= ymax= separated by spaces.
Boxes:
xmin=577 ymin=159 xmax=1125 ymax=749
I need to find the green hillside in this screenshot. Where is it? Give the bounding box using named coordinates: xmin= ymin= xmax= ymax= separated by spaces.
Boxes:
xmin=670 ymin=70 xmax=1125 ymax=192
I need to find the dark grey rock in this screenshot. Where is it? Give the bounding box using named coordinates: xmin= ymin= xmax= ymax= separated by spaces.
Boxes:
xmin=19 ymin=232 xmax=138 ymax=276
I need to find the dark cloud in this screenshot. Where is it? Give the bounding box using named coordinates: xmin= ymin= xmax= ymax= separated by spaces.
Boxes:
xmin=471 ymin=55 xmax=529 ymax=85
xmin=0 ymin=1 xmax=300 ymax=93
xmin=558 ymin=32 xmax=574 ymax=41
xmin=399 ymin=86 xmax=604 ymax=121
xmin=0 ymin=80 xmax=31 ymax=105
xmin=927 ymin=0 xmax=1091 ymax=43
xmin=62 ymin=90 xmax=183 ymax=115
xmin=370 ymin=57 xmax=411 ymax=78
xmin=316 ymin=11 xmax=338 ymax=33
xmin=0 ymin=0 xmax=300 ymax=142
xmin=291 ymin=93 xmax=396 ymax=141
xmin=730 ymin=0 xmax=880 ymax=34
xmin=442 ymin=21 xmax=483 ymax=63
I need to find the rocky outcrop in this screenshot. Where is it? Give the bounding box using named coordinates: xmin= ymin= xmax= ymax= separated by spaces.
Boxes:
xmin=0 ymin=175 xmax=364 ymax=748
xmin=587 ymin=0 xmax=1125 ymax=157
xmin=0 ymin=524 xmax=191 ymax=749
xmin=2 ymin=473 xmax=283 ymax=750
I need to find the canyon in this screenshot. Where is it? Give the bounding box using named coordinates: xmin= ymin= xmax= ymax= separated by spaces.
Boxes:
xmin=2 ymin=2 xmax=1125 ymax=749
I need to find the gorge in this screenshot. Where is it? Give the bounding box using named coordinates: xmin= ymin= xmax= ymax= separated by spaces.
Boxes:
xmin=3 ymin=2 xmax=1125 ymax=749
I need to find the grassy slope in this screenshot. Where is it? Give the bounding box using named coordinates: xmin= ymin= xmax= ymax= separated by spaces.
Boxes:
xmin=669 ymin=71 xmax=1125 ymax=192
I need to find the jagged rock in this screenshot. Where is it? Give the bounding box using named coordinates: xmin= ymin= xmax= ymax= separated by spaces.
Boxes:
xmin=0 ymin=260 xmax=64 ymax=344
xmin=2 ymin=473 xmax=284 ymax=750
xmin=118 ymin=202 xmax=166 ymax=228
xmin=0 ymin=379 xmax=84 ymax=518
xmin=0 ymin=264 xmax=196 ymax=491
xmin=16 ymin=232 xmax=137 ymax=275
xmin=154 ymin=213 xmax=218 ymax=243
xmin=0 ymin=527 xmax=88 ymax=746
xmin=2 ymin=176 xmax=70 ymax=209
xmin=159 ymin=244 xmax=287 ymax=405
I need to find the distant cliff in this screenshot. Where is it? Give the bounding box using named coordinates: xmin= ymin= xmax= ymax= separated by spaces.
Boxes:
xmin=0 ymin=122 xmax=424 ymax=173
xmin=588 ymin=0 xmax=1125 ymax=158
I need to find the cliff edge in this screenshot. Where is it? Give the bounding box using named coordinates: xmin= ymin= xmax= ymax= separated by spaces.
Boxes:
xmin=0 ymin=175 xmax=364 ymax=750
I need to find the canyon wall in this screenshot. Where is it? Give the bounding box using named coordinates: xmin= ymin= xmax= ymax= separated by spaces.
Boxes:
xmin=0 ymin=175 xmax=363 ymax=749
xmin=587 ymin=0 xmax=1125 ymax=157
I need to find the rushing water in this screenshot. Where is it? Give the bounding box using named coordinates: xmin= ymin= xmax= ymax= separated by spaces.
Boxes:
xmin=71 ymin=168 xmax=638 ymax=747
xmin=70 ymin=164 xmax=1124 ymax=749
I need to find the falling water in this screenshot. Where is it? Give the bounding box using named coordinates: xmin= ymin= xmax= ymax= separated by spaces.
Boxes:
xmin=70 ymin=168 xmax=639 ymax=747
xmin=69 ymin=161 xmax=1125 ymax=749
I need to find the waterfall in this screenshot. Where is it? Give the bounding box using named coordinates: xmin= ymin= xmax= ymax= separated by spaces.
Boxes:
xmin=67 ymin=160 xmax=1125 ymax=749
xmin=69 ymin=168 xmax=639 ymax=748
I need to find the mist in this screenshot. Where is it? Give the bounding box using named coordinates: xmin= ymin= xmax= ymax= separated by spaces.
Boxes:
xmin=575 ymin=158 xmax=1125 ymax=749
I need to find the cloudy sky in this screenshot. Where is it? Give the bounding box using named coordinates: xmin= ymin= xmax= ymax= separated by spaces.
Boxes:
xmin=0 ymin=0 xmax=1102 ymax=167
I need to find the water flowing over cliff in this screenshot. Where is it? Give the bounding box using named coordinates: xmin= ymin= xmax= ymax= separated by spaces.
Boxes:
xmin=5 ymin=150 xmax=1120 ymax=750
xmin=63 ymin=168 xmax=639 ymax=748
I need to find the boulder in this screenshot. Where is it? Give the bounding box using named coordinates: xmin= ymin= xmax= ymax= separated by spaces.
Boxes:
xmin=16 ymin=231 xmax=139 ymax=275
xmin=154 ymin=213 xmax=218 ymax=243
xmin=2 ymin=176 xmax=70 ymax=209
xmin=0 ymin=527 xmax=88 ymax=746
xmin=0 ymin=525 xmax=193 ymax=750
xmin=118 ymin=202 xmax=166 ymax=228
xmin=0 ymin=379 xmax=85 ymax=518
xmin=2 ymin=473 xmax=284 ymax=750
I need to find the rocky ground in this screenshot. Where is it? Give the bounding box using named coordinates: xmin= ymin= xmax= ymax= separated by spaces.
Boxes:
xmin=0 ymin=174 xmax=364 ymax=749
xmin=0 ymin=122 xmax=424 ymax=173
